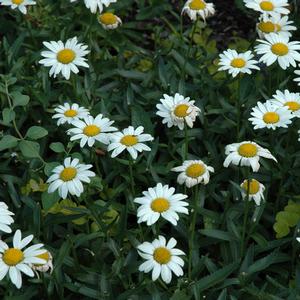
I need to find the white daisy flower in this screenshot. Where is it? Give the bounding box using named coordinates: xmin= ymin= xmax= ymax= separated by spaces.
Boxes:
xmin=218 ymin=49 xmax=260 ymax=78
xmin=256 ymin=15 xmax=296 ymax=39
xmin=240 ymin=179 xmax=265 ymax=206
xmin=52 ymin=103 xmax=90 ymax=126
xmin=84 ymin=0 xmax=117 ymax=13
xmin=182 ymin=0 xmax=215 ymax=21
xmin=0 ymin=230 xmax=47 ymax=289
xmin=39 ymin=37 xmax=89 ymax=80
xmin=243 ymin=0 xmax=289 ymax=18
xmin=294 ymin=68 xmax=300 ymax=86
xmin=249 ymin=101 xmax=294 ymax=130
xmin=297 ymin=237 xmax=300 ymax=243
xmin=223 ymin=141 xmax=277 ymax=172
xmin=98 ymin=12 xmax=122 ymax=30
xmin=32 ymin=250 xmax=53 ymax=275
xmin=254 ymin=33 xmax=300 ymax=70
xmin=47 ymin=157 xmax=96 ymax=199
xmin=137 ymin=236 xmax=185 ymax=284
xmin=0 ymin=202 xmax=14 ymax=233
xmin=269 ymin=89 xmax=300 ymax=118
xmin=0 ymin=0 xmax=36 ymax=14
xmin=156 ymin=93 xmax=201 ymax=130
xmin=172 ymin=160 xmax=214 ymax=188
xmin=68 ymin=114 xmax=117 ymax=148
xmin=107 ymin=126 xmax=153 ymax=160
xmin=134 ymin=183 xmax=189 ymax=226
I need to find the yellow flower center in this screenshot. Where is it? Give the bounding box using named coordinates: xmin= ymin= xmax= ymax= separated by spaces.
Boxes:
xmin=64 ymin=109 xmax=78 ymax=117
xmin=271 ymin=43 xmax=289 ymax=56
xmin=260 ymin=1 xmax=274 ymax=11
xmin=258 ymin=21 xmax=276 ymax=33
xmin=151 ymin=197 xmax=170 ymax=213
xmin=189 ymin=0 xmax=206 ymax=10
xmin=37 ymin=251 xmax=50 ymax=262
xmin=186 ymin=163 xmax=206 ymax=178
xmin=99 ymin=12 xmax=118 ymax=25
xmin=285 ymin=101 xmax=300 ymax=111
xmin=3 ymin=248 xmax=24 ymax=266
xmin=242 ymin=179 xmax=260 ymax=195
xmin=12 ymin=0 xmax=24 ymax=4
xmin=60 ymin=167 xmax=77 ymax=181
xmin=83 ymin=125 xmax=101 ymax=137
xmin=153 ymin=247 xmax=171 ymax=264
xmin=57 ymin=49 xmax=76 ymax=64
xmin=120 ymin=135 xmax=138 ymax=146
xmin=238 ymin=143 xmax=258 ymax=158
xmin=230 ymin=58 xmax=246 ymax=68
xmin=174 ymin=104 xmax=190 ymax=118
xmin=263 ymin=112 xmax=280 ymax=124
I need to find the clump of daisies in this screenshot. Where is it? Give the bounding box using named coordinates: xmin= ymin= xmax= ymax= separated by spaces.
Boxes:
xmin=107 ymin=126 xmax=154 ymax=160
xmin=172 ymin=159 xmax=214 ymax=188
xmin=249 ymin=101 xmax=294 ymax=130
xmin=98 ymin=12 xmax=122 ymax=29
xmin=39 ymin=37 xmax=89 ymax=80
xmin=47 ymin=157 xmax=95 ymax=199
xmin=134 ymin=183 xmax=189 ymax=226
xmin=0 ymin=230 xmax=47 ymax=289
xmin=254 ymin=33 xmax=300 ymax=70
xmin=218 ymin=49 xmax=260 ymax=77
xmin=156 ymin=93 xmax=201 ymax=130
xmin=182 ymin=0 xmax=215 ymax=21
xmin=0 ymin=0 xmax=36 ymax=14
xmin=240 ymin=179 xmax=265 ymax=206
xmin=52 ymin=103 xmax=90 ymax=126
xmin=137 ymin=236 xmax=185 ymax=284
xmin=223 ymin=141 xmax=277 ymax=172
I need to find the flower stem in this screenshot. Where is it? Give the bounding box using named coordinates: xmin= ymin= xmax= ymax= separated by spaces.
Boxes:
xmin=236 ymin=75 xmax=241 ymax=141
xmin=184 ymin=123 xmax=188 ymax=160
xmin=188 ymin=184 xmax=199 ymax=281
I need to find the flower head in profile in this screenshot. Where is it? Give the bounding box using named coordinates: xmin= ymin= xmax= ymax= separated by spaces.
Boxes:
xmin=240 ymin=179 xmax=265 ymax=206
xmin=243 ymin=0 xmax=289 ymax=18
xmin=68 ymin=114 xmax=117 ymax=147
xmin=84 ymin=0 xmax=117 ymax=13
xmin=137 ymin=236 xmax=185 ymax=284
xmin=218 ymin=49 xmax=260 ymax=78
xmin=32 ymin=250 xmax=53 ymax=275
xmin=52 ymin=103 xmax=90 ymax=126
xmin=0 ymin=230 xmax=47 ymax=289
xmin=182 ymin=0 xmax=215 ymax=21
xmin=134 ymin=183 xmax=188 ymax=226
xmin=224 ymin=141 xmax=277 ymax=172
xmin=269 ymin=89 xmax=300 ymax=118
xmin=249 ymin=101 xmax=294 ymax=130
xmin=156 ymin=93 xmax=200 ymax=130
xmin=172 ymin=160 xmax=214 ymax=188
xmin=47 ymin=157 xmax=95 ymax=199
xmin=256 ymin=15 xmax=296 ymax=39
xmin=0 ymin=0 xmax=36 ymax=14
xmin=0 ymin=202 xmax=14 ymax=233
xmin=108 ymin=126 xmax=153 ymax=160
xmin=39 ymin=37 xmax=89 ymax=80
xmin=254 ymin=33 xmax=300 ymax=70
xmin=98 ymin=12 xmax=122 ymax=29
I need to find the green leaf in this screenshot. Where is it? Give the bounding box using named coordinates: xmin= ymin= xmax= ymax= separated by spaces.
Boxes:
xmin=19 ymin=140 xmax=40 ymax=158
xmin=11 ymin=91 xmax=30 ymax=107
xmin=199 ymin=229 xmax=237 ymax=241
xmin=50 ymin=142 xmax=65 ymax=153
xmin=25 ymin=126 xmax=48 ymax=140
xmin=2 ymin=108 xmax=15 ymax=124
xmin=192 ymin=262 xmax=239 ymax=292
xmin=42 ymin=190 xmax=60 ymax=212
xmin=0 ymin=135 xmax=19 ymax=151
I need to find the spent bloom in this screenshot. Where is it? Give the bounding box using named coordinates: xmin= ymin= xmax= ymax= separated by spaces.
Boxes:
xmin=224 ymin=141 xmax=277 ymax=172
xmin=0 ymin=230 xmax=47 ymax=289
xmin=182 ymin=0 xmax=215 ymax=21
xmin=39 ymin=37 xmax=89 ymax=80
xmin=137 ymin=236 xmax=185 ymax=284
xmin=32 ymin=250 xmax=53 ymax=275
xmin=134 ymin=183 xmax=189 ymax=226
xmin=218 ymin=49 xmax=260 ymax=78
xmin=156 ymin=93 xmax=200 ymax=130
xmin=98 ymin=12 xmax=122 ymax=29
xmin=240 ymin=179 xmax=265 ymax=206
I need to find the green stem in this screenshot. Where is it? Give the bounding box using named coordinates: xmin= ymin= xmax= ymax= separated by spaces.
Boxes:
xmin=184 ymin=123 xmax=188 ymax=161
xmin=236 ymin=75 xmax=241 ymax=141
xmin=188 ymin=184 xmax=199 ymax=280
